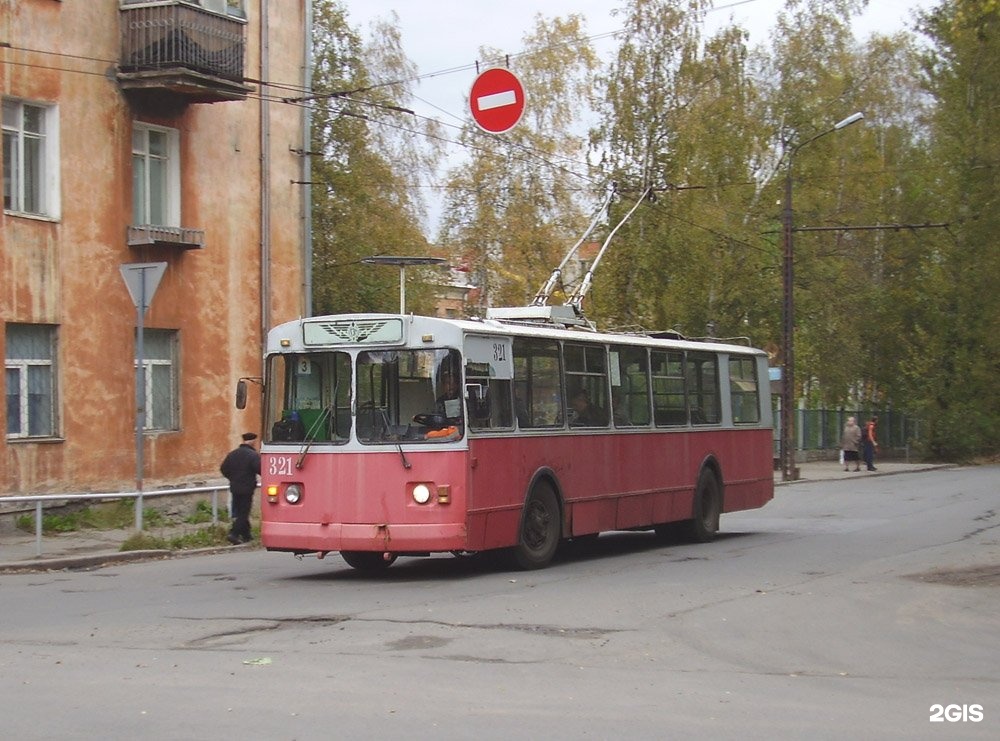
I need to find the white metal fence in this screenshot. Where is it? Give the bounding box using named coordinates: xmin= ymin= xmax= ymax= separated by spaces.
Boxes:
xmin=1 ymin=484 xmax=232 ymax=558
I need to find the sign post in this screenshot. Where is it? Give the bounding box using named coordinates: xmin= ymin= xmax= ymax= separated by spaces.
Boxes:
xmin=120 ymin=262 xmax=167 ymax=531
xmin=469 ymin=67 xmax=526 ymax=134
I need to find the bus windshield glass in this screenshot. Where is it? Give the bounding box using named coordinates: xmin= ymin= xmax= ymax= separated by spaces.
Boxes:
xmin=266 ymin=351 xmax=352 ymax=444
xmin=357 ymin=348 xmax=464 ymax=444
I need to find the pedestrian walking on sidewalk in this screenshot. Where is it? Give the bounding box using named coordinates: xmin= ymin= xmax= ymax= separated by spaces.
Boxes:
xmin=862 ymin=416 xmax=879 ymax=471
xmin=841 ymin=416 xmax=862 ymax=471
xmin=220 ymin=432 xmax=261 ymax=544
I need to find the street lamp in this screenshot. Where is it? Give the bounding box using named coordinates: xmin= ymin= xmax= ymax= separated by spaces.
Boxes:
xmin=781 ymin=111 xmax=863 ymax=482
xmin=360 ymin=255 xmax=447 ymax=314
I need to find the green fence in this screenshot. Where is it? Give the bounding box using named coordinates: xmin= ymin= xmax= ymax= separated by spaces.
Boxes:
xmin=774 ymin=408 xmax=922 ymax=458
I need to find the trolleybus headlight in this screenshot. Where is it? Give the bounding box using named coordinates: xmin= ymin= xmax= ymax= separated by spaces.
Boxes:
xmin=284 ymin=484 xmax=303 ymax=504
xmin=412 ymin=483 xmax=432 ymax=504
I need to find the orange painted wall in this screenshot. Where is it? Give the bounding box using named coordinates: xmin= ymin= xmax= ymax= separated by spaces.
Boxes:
xmin=1 ymin=1 xmax=307 ymax=495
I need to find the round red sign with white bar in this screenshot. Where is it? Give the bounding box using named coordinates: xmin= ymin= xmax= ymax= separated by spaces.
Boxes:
xmin=469 ymin=67 xmax=526 ymax=134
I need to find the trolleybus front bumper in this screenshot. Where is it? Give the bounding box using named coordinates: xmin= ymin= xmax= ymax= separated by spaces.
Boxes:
xmin=261 ymin=521 xmax=469 ymax=554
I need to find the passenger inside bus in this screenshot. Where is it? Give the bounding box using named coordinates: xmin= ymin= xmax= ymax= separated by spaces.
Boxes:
xmin=569 ymin=387 xmax=607 ymax=427
xmin=272 ymin=410 xmax=306 ymax=441
xmin=435 ymin=369 xmax=462 ymax=420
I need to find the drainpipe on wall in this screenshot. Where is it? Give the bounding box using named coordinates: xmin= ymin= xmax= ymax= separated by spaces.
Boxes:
xmin=302 ymin=0 xmax=313 ymax=316
xmin=259 ymin=0 xmax=272 ymax=348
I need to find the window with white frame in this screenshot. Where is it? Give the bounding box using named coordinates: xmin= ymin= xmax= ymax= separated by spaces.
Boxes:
xmin=132 ymin=123 xmax=180 ymax=227
xmin=5 ymin=324 xmax=58 ymax=439
xmin=2 ymin=99 xmax=60 ymax=218
xmin=137 ymin=329 xmax=179 ymax=431
xmin=199 ymin=0 xmax=247 ymax=15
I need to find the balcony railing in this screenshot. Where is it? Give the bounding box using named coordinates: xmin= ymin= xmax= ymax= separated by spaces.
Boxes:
xmin=128 ymin=225 xmax=205 ymax=250
xmin=118 ymin=1 xmax=251 ymax=104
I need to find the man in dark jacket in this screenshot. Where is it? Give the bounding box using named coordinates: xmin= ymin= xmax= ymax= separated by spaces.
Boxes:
xmin=220 ymin=432 xmax=261 ymax=544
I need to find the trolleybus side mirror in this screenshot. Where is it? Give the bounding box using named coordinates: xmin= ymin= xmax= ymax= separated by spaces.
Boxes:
xmin=236 ymin=379 xmax=248 ymax=409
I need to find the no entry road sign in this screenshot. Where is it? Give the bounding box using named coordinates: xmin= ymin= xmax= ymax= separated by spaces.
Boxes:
xmin=469 ymin=67 xmax=525 ymax=134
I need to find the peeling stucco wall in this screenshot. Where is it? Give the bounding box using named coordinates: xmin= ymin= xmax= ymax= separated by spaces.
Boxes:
xmin=1 ymin=0 xmax=306 ymax=496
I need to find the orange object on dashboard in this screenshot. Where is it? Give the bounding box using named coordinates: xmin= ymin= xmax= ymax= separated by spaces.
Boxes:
xmin=425 ymin=426 xmax=458 ymax=439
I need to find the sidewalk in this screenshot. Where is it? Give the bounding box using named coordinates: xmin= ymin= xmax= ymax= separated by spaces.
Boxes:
xmin=774 ymin=459 xmax=951 ymax=486
xmin=0 ymin=460 xmax=951 ymax=574
xmin=0 ymin=513 xmax=255 ymax=574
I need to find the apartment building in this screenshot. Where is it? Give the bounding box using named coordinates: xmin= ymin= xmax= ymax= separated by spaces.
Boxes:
xmin=1 ymin=0 xmax=310 ymax=496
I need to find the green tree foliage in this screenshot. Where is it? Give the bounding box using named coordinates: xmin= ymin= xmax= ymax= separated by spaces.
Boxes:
xmin=309 ymin=2 xmax=441 ymax=316
xmin=903 ymin=0 xmax=1000 ymax=457
xmin=591 ymin=0 xmax=775 ymax=341
xmin=436 ymin=14 xmax=599 ymax=310
xmin=758 ymin=0 xmax=896 ymax=407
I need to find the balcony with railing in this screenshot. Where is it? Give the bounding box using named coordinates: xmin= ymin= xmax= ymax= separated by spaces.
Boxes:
xmin=117 ymin=1 xmax=252 ymax=105
xmin=127 ymin=225 xmax=206 ymax=250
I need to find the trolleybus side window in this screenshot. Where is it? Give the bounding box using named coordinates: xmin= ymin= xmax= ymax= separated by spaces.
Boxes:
xmin=651 ymin=350 xmax=687 ymax=426
xmin=266 ymin=352 xmax=351 ymax=443
xmin=728 ymin=356 xmax=760 ymax=424
xmin=463 ymin=335 xmax=514 ymax=431
xmin=564 ymin=343 xmax=610 ymax=427
xmin=610 ymin=345 xmax=651 ymax=427
xmin=687 ymin=351 xmax=721 ymax=425
xmin=512 ymin=338 xmax=564 ymax=429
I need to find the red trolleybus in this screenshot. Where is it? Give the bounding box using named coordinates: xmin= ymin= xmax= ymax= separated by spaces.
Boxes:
xmin=250 ymin=306 xmax=773 ymax=570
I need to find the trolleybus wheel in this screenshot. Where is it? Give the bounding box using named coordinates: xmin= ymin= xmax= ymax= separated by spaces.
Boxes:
xmin=512 ymin=482 xmax=561 ymax=570
xmin=340 ymin=551 xmax=397 ymax=570
xmin=683 ymin=468 xmax=721 ymax=542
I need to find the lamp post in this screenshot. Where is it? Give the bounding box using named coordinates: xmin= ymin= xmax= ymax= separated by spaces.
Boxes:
xmin=360 ymin=255 xmax=447 ymax=314
xmin=781 ymin=111 xmax=863 ymax=482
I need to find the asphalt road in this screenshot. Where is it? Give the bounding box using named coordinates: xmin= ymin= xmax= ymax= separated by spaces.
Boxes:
xmin=0 ymin=466 xmax=996 ymax=740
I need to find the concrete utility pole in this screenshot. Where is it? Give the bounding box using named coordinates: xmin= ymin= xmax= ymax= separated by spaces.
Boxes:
xmin=781 ymin=112 xmax=863 ymax=482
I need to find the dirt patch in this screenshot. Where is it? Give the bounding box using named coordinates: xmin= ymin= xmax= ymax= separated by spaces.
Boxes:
xmin=907 ymin=564 xmax=1000 ymax=588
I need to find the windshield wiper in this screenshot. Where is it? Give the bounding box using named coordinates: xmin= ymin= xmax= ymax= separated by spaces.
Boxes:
xmin=295 ymin=405 xmax=331 ymax=470
xmin=295 ymin=379 xmax=342 ymax=470
xmin=379 ymin=407 xmax=411 ymax=470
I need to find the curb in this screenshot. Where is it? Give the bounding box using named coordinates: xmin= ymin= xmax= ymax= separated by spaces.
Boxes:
xmin=0 ymin=542 xmax=256 ymax=575
xmin=773 ymin=463 xmax=954 ymax=486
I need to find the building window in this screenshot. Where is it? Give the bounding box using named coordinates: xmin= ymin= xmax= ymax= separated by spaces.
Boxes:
xmin=181 ymin=0 xmax=247 ymax=16
xmin=132 ymin=123 xmax=180 ymax=228
xmin=137 ymin=329 xmax=179 ymax=431
xmin=2 ymin=99 xmax=60 ymax=218
xmin=5 ymin=324 xmax=58 ymax=439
